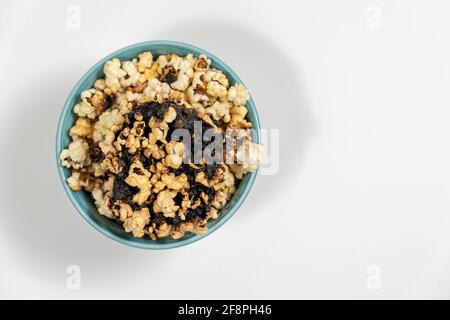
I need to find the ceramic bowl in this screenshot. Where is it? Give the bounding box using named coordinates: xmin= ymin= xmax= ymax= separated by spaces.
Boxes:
xmin=56 ymin=41 xmax=260 ymax=249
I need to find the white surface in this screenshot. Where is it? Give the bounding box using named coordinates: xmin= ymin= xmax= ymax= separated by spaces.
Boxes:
xmin=0 ymin=0 xmax=450 ymax=299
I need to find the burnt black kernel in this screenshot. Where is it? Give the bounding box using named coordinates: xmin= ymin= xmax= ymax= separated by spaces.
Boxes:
xmin=116 ymin=148 xmax=135 ymax=178
xmin=112 ymin=176 xmax=139 ymax=203
xmin=160 ymin=66 xmax=178 ymax=84
xmin=152 ymin=213 xmax=165 ymax=225
xmin=167 ymin=215 xmax=181 ymax=226
xmin=173 ymin=192 xmax=183 ymax=206
xmin=132 ymin=167 xmax=143 ymax=175
xmin=186 ymin=203 xmax=210 ymax=221
xmin=175 ymin=165 xmax=196 ymax=183
xmin=103 ymin=94 xmax=114 ymax=111
xmin=210 ymin=117 xmax=220 ymax=126
xmin=188 ymin=183 xmax=215 ymax=203
xmin=203 ymin=163 xmax=219 ymax=180
xmin=139 ymin=152 xmax=153 ymax=169
xmin=112 ymin=217 xmax=123 ymax=226
xmin=175 ymin=162 xmax=220 ymax=183
xmin=172 ymin=216 xmax=181 ymax=225
xmin=89 ymin=147 xmax=104 ymax=163
xmin=131 ymin=101 xmax=170 ymax=123
xmin=156 ymin=101 xmax=170 ymax=119
xmin=131 ymin=203 xmax=142 ymax=211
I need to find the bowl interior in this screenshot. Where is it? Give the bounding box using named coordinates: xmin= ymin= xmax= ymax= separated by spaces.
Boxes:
xmin=56 ymin=41 xmax=260 ymax=249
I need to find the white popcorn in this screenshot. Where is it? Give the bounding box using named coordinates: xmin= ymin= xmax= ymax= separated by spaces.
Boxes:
xmin=60 ymin=139 xmax=90 ymax=169
xmin=156 ymin=54 xmax=169 ymax=69
xmin=143 ymin=78 xmax=171 ymax=100
xmin=67 ymin=171 xmax=82 ymax=191
xmin=170 ymin=73 xmax=190 ymax=91
xmin=178 ymin=54 xmax=195 ymax=78
xmin=205 ymin=101 xmax=232 ymax=122
xmin=164 ymin=141 xmax=185 ymax=169
xmin=137 ymin=51 xmax=153 ymax=72
xmin=194 ymin=54 xmax=211 ymax=71
xmin=104 ymin=58 xmax=126 ymax=91
xmin=92 ymin=188 xmax=114 ymax=218
xmin=228 ymin=83 xmax=249 ymax=106
xmin=120 ymin=60 xmax=140 ymax=87
xmin=186 ymin=71 xmax=209 ymax=104
xmin=231 ymin=141 xmax=263 ymax=179
xmin=206 ymin=80 xmax=228 ymax=99
xmin=205 ymin=70 xmax=229 ymax=87
xmin=93 ymin=109 xmax=124 ymax=154
xmin=205 ymin=70 xmax=229 ymax=100
xmin=74 ymin=89 xmax=97 ymax=119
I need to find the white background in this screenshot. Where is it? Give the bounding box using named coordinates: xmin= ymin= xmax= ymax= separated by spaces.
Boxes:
xmin=0 ymin=0 xmax=449 ymax=299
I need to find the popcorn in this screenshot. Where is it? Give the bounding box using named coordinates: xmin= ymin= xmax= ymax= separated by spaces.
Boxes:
xmin=143 ymin=78 xmax=171 ymax=101
xmin=206 ymin=80 xmax=228 ymax=99
xmin=164 ymin=106 xmax=177 ymax=123
xmin=73 ymin=89 xmax=98 ymax=119
xmin=195 ymin=172 xmax=210 ymax=187
xmin=154 ymin=222 xmax=172 ymax=238
xmin=187 ymin=71 xmax=209 ymax=105
xmin=120 ymin=203 xmax=133 ymax=221
xmin=169 ymin=54 xmax=195 ymax=91
xmin=125 ymin=161 xmax=152 ymax=205
xmin=230 ymin=141 xmax=263 ymax=179
xmin=228 ymin=83 xmax=249 ymax=106
xmin=104 ymin=58 xmax=127 ymax=91
xmin=229 ymin=105 xmax=252 ymax=128
xmin=153 ymin=190 xmax=179 ymax=217
xmin=69 ymin=118 xmax=93 ymax=138
xmin=205 ymin=101 xmax=232 ymax=122
xmin=137 ymin=52 xmax=153 ymax=72
xmin=171 ymin=73 xmax=190 ymax=91
xmin=194 ymin=54 xmax=211 ymax=71
xmin=123 ymin=208 xmax=150 ymax=238
xmin=67 ymin=171 xmax=100 ymax=192
xmin=164 ymin=141 xmax=185 ymax=169
xmin=93 ymin=109 xmax=124 ymax=154
xmin=92 ymin=188 xmax=113 ymax=218
xmin=205 ymin=70 xmax=229 ymax=101
xmin=67 ymin=171 xmax=82 ymax=191
xmin=60 ymin=50 xmax=262 ymax=240
xmin=161 ymin=173 xmax=189 ymax=190
xmin=120 ymin=60 xmax=140 ymax=87
xmin=60 ymin=139 xmax=90 ymax=169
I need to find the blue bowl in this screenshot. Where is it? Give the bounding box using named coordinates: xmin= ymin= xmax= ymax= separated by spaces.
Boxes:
xmin=56 ymin=41 xmax=261 ymax=249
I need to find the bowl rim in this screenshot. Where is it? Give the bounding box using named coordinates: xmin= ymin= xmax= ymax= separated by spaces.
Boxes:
xmin=55 ymin=40 xmax=261 ymax=249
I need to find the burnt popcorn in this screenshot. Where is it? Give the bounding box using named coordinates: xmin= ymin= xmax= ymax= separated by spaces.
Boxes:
xmin=102 ymin=94 xmax=114 ymax=111
xmin=112 ymin=176 xmax=139 ymax=203
xmin=160 ymin=66 xmax=178 ymax=84
xmin=89 ymin=147 xmax=104 ymax=163
xmin=60 ymin=50 xmax=262 ymax=240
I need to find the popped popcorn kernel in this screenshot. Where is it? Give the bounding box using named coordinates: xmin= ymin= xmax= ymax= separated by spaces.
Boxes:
xmin=60 ymin=139 xmax=90 ymax=169
xmin=228 ymin=83 xmax=249 ymax=106
xmin=153 ymin=190 xmax=179 ymax=217
xmin=124 ymin=208 xmax=150 ymax=238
